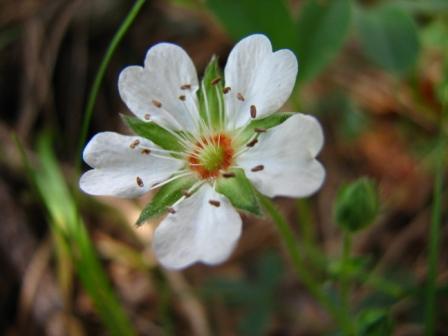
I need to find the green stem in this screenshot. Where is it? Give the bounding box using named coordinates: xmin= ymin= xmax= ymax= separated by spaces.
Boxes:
xmin=341 ymin=232 xmax=352 ymax=319
xmin=258 ymin=194 xmax=355 ymax=335
xmin=76 ymin=0 xmax=146 ymax=174
xmin=424 ymin=86 xmax=447 ymax=335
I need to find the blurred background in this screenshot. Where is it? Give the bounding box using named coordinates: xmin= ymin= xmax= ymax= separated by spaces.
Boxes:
xmin=1 ymin=0 xmax=447 ymax=335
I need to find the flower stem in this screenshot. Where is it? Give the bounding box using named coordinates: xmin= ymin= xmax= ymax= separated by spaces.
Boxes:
xmin=258 ymin=194 xmax=355 ymax=335
xmin=424 ymin=83 xmax=447 ymax=335
xmin=76 ymin=0 xmax=147 ymax=174
xmin=341 ymin=231 xmax=352 ymax=320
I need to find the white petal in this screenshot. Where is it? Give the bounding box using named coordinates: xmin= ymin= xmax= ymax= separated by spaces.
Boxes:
xmin=80 ymin=132 xmax=183 ymax=198
xmin=118 ymin=43 xmax=200 ymax=132
xmin=153 ymin=184 xmax=242 ymax=269
xmin=224 ymin=34 xmax=298 ymax=128
xmin=237 ymin=113 xmax=325 ymax=198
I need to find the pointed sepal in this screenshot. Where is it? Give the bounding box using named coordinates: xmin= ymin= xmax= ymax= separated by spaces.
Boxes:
xmin=197 ymin=56 xmax=225 ymax=129
xmin=121 ymin=114 xmax=185 ymax=152
xmin=136 ymin=176 xmax=196 ymax=225
xmin=216 ymin=168 xmax=261 ymax=215
xmin=236 ymin=112 xmax=295 ymax=146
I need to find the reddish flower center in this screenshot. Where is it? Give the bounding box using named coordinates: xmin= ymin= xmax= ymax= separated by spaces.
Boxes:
xmin=188 ymin=133 xmax=234 ymax=179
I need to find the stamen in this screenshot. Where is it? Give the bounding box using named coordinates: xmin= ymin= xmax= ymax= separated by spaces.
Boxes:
xmin=209 ymin=200 xmax=221 ymax=207
xmin=246 ymin=138 xmax=258 ymax=147
xmin=182 ymin=190 xmax=192 ymax=198
xmin=251 ymin=165 xmax=264 ymax=172
xmin=237 ymin=92 xmax=245 ymax=101
xmin=222 ymin=172 xmax=235 ymax=178
xmin=141 ymin=148 xmax=151 ymax=155
xmin=167 ymin=207 xmax=176 ymax=214
xmin=129 ymin=139 xmax=140 ymax=149
xmin=152 ymin=99 xmax=162 ymax=108
xmin=144 ymin=114 xmax=151 ymax=120
xmin=180 ymin=84 xmax=191 ymax=90
xmin=211 ymin=77 xmax=221 ymax=85
xmin=178 ymin=95 xmax=186 ymax=101
xmin=250 ymin=105 xmax=257 ymax=118
xmin=223 ymin=87 xmax=231 ymax=94
xmin=254 ymin=127 xmax=266 ymax=133
xmin=136 ymin=176 xmax=144 ymax=187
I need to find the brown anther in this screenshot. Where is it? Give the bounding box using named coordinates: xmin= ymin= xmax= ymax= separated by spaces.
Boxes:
xmin=179 ymin=95 xmax=186 ymax=101
xmin=237 ymin=92 xmax=245 ymax=101
xmin=223 ymin=87 xmax=231 ymax=94
xmin=182 ymin=190 xmax=192 ymax=198
xmin=180 ymin=84 xmax=191 ymax=90
xmin=167 ymin=207 xmax=176 ymax=214
xmin=141 ymin=148 xmax=151 ymax=155
xmin=136 ymin=176 xmax=144 ymax=187
xmin=129 ymin=139 xmax=140 ymax=149
xmin=246 ymin=138 xmax=258 ymax=147
xmin=211 ymin=77 xmax=222 ymax=85
xmin=209 ymin=200 xmax=221 ymax=207
xmin=251 ymin=165 xmax=264 ymax=172
xmin=254 ymin=127 xmax=266 ymax=133
xmin=152 ymin=99 xmax=162 ymax=108
xmin=144 ymin=114 xmax=151 ymax=120
xmin=250 ymin=105 xmax=257 ymax=118
xmin=222 ymin=172 xmax=236 ymax=178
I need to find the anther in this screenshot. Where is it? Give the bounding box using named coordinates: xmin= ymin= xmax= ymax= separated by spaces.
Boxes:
xmin=251 ymin=165 xmax=264 ymax=172
xmin=167 ymin=207 xmax=176 ymax=214
xmin=209 ymin=200 xmax=221 ymax=207
xmin=250 ymin=105 xmax=257 ymax=118
xmin=129 ymin=139 xmax=140 ymax=149
xmin=141 ymin=148 xmax=151 ymax=155
xmin=136 ymin=176 xmax=144 ymax=187
xmin=182 ymin=190 xmax=192 ymax=198
xmin=223 ymin=87 xmax=231 ymax=94
xmin=222 ymin=172 xmax=236 ymax=178
xmin=152 ymin=99 xmax=162 ymax=108
xmin=254 ymin=127 xmax=266 ymax=133
xmin=144 ymin=114 xmax=151 ymax=120
xmin=180 ymin=84 xmax=191 ymax=90
xmin=237 ymin=92 xmax=245 ymax=101
xmin=246 ymin=138 xmax=258 ymax=147
xmin=179 ymin=95 xmax=186 ymax=101
xmin=211 ymin=77 xmax=221 ymax=85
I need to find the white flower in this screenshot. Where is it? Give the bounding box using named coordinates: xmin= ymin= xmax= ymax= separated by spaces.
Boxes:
xmin=80 ymin=34 xmax=325 ymax=269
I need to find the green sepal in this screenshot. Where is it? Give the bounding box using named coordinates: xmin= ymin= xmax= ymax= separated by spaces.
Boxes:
xmin=237 ymin=112 xmax=294 ymax=146
xmin=216 ymin=168 xmax=261 ymax=216
xmin=136 ymin=176 xmax=196 ymax=225
xmin=198 ymin=56 xmax=225 ymax=129
xmin=121 ymin=114 xmax=184 ymax=152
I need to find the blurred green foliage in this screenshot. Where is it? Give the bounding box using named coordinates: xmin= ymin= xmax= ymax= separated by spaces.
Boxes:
xmin=203 ymin=251 xmax=283 ymax=335
xmin=16 ymin=134 xmax=136 ymax=336
xmin=356 ymin=4 xmax=420 ymax=74
xmin=206 ymin=0 xmax=424 ymax=81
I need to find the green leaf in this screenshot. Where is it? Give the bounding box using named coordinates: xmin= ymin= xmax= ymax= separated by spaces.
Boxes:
xmin=216 ymin=168 xmax=261 ymax=215
xmin=357 ymin=309 xmax=393 ymax=336
xmin=237 ymin=112 xmax=294 ymax=145
xmin=296 ymin=0 xmax=351 ymax=82
xmin=395 ymin=0 xmax=448 ymax=14
xmin=333 ymin=177 xmax=380 ymax=233
xmin=206 ymin=0 xmax=296 ymax=50
xmin=23 ymin=133 xmax=136 ymax=336
xmin=356 ymin=4 xmax=420 ymax=74
xmin=121 ymin=114 xmax=184 ymax=152
xmin=198 ymin=56 xmax=225 ymax=129
xmin=137 ymin=176 xmax=196 ymax=225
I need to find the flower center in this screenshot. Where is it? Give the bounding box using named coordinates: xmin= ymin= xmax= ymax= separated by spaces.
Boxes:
xmin=188 ymin=134 xmax=234 ymax=179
